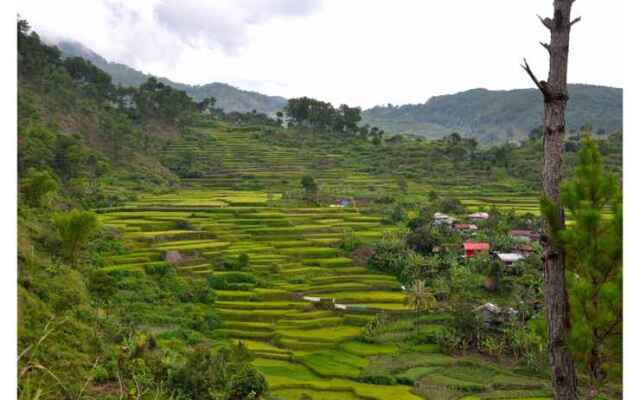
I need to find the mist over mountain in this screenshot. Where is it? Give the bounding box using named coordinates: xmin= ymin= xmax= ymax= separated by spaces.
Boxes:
xmin=56 ymin=40 xmax=287 ymax=115
xmin=362 ymin=85 xmax=622 ymax=143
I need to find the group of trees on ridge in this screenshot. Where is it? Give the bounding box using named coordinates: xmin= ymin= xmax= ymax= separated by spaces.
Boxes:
xmin=284 ymin=96 xmax=386 ymax=140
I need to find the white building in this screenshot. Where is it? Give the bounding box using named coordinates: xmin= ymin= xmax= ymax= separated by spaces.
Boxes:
xmin=469 ymin=212 xmax=489 ymax=221
xmin=496 ymin=253 xmax=525 ymax=266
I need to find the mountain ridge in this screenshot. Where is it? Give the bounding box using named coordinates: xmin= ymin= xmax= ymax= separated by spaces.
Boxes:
xmin=55 ymin=39 xmax=622 ymax=143
xmin=55 ymin=39 xmax=288 ymax=115
xmin=362 ymin=84 xmax=622 ymax=143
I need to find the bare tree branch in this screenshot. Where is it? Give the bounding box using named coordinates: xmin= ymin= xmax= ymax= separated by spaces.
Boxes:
xmin=540 ymin=42 xmax=551 ymax=53
xmin=570 ymin=16 xmax=582 ymax=26
xmin=537 ymin=14 xmax=553 ymax=30
xmin=521 ymin=58 xmax=547 ymax=95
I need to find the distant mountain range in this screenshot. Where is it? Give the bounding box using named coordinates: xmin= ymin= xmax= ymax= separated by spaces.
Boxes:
xmin=55 ymin=39 xmax=622 ymax=143
xmin=56 ymin=40 xmax=287 ymax=115
xmin=362 ymin=85 xmax=623 ymax=143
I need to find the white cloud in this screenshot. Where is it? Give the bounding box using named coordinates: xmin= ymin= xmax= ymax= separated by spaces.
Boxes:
xmin=17 ymin=0 xmax=623 ymax=108
xmin=153 ymin=0 xmax=321 ymax=55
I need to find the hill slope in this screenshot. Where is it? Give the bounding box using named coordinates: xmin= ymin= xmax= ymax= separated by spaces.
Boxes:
xmin=362 ymin=85 xmax=622 ymax=143
xmin=56 ymin=40 xmax=288 ymax=115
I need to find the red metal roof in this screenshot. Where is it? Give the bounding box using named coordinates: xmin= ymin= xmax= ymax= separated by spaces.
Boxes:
xmin=463 ymin=242 xmax=490 ymax=251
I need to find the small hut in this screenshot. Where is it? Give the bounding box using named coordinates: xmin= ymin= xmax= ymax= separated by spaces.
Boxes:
xmin=463 ymin=242 xmax=490 ymax=258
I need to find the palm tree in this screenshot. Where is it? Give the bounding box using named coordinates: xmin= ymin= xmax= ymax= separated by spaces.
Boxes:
xmin=405 ymin=279 xmax=436 ymax=338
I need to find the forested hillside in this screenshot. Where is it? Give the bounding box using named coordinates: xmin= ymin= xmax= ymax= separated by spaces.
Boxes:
xmin=363 ymin=85 xmax=623 ymax=143
xmin=56 ymin=40 xmax=288 ymax=114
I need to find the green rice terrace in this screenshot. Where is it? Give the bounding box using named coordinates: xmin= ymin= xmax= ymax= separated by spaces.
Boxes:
xmin=91 ymin=125 xmax=567 ymax=400
xmin=163 ymin=126 xmax=547 ymax=213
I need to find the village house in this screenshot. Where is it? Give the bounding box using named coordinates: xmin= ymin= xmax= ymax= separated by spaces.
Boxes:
xmin=468 ymin=212 xmax=489 ymax=221
xmin=463 ymin=241 xmax=490 ymax=258
xmin=509 ymin=229 xmax=541 ymax=242
xmin=433 ymin=212 xmax=456 ymax=225
xmin=495 ymin=252 xmax=525 ymax=266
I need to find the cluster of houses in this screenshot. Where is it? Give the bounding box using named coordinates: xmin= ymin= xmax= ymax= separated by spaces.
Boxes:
xmin=431 ymin=211 xmax=543 ymax=326
xmin=432 ymin=211 xmax=540 ymax=267
xmin=296 ymin=211 xmax=540 ymax=316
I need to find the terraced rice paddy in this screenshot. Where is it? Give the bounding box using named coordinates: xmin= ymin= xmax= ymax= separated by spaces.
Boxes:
xmin=96 ymin=127 xmax=555 ymax=399
xmin=99 ymin=189 xmax=425 ymax=399
xmin=163 ymin=128 xmax=543 ymax=209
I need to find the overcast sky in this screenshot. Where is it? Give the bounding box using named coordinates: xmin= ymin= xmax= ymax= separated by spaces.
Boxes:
xmin=18 ymin=0 xmax=623 ymax=109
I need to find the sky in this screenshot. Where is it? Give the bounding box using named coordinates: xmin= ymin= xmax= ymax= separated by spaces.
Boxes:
xmin=18 ymin=0 xmax=623 ymax=109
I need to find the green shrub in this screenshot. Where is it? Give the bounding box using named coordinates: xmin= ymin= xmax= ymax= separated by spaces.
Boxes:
xmin=93 ymin=365 xmax=110 ymax=383
xmin=395 ymin=376 xmax=415 ymax=385
xmin=356 ymin=375 xmax=397 ymax=385
xmin=438 ymin=197 xmax=465 ymax=214
xmin=45 ymin=269 xmax=89 ymax=313
xmin=170 ymin=342 xmax=266 ymax=400
xmin=339 ymin=229 xmax=362 ymax=252
xmin=208 ymin=272 xmax=256 ymax=291
xmin=175 ymin=219 xmax=195 ymax=230
xmin=52 ymin=209 xmax=100 ymax=263
xmin=191 ymin=280 xmax=217 ymax=304
xmin=189 ymin=310 xmax=221 ymax=331
xmin=88 ymin=269 xmax=118 ymax=304
xmin=227 ymin=367 xmax=268 ymax=400
xmin=236 ymin=253 xmax=250 ymax=270
xmin=389 ymin=205 xmax=407 ymax=224
xmin=301 ymin=175 xmax=318 ymax=199
xmin=406 ymin=226 xmax=439 ymax=255
xmin=21 ymin=169 xmax=58 ymax=207
xmin=208 ymin=276 xmax=230 ymax=290
xmin=144 ymin=262 xmax=173 ymax=276
xmin=367 ymin=233 xmax=407 ymax=278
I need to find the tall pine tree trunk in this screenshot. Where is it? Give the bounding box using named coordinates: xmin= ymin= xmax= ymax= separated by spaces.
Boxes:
xmin=522 ymin=1 xmax=580 ymax=398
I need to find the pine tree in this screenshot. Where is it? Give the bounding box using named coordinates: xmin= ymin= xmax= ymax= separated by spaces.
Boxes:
xmin=541 ymin=136 xmax=622 ymax=398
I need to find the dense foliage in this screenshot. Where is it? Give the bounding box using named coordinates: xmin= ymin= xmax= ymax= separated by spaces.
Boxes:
xmin=285 ymin=97 xmax=363 ymax=134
